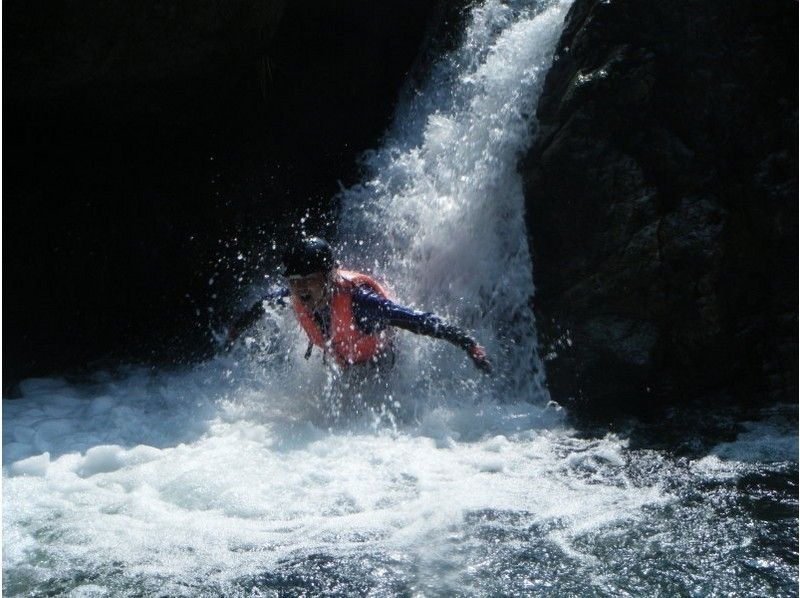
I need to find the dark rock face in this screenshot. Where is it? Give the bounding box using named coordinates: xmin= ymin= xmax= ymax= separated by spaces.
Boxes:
xmin=524 ymin=0 xmax=797 ymax=413
xmin=4 ymin=1 xmax=286 ymax=122
xmin=4 ymin=1 xmax=441 ymax=383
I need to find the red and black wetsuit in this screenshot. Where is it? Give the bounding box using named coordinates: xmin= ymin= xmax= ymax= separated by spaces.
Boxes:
xmin=233 ymin=270 xmax=477 ymax=366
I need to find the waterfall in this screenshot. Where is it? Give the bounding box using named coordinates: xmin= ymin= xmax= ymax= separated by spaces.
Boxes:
xmin=336 ymin=0 xmax=572 ymax=403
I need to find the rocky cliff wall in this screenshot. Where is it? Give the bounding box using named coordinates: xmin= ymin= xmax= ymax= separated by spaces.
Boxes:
xmin=524 ymin=0 xmax=798 ymax=414
xmin=4 ymin=1 xmax=442 ymax=382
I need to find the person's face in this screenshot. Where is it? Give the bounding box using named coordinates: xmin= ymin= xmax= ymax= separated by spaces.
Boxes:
xmin=288 ymin=272 xmax=327 ymax=307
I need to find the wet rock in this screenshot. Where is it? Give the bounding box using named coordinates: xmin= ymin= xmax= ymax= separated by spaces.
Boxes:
xmin=4 ymin=0 xmax=287 ymax=122
xmin=4 ymin=0 xmax=443 ymax=382
xmin=524 ymin=0 xmax=798 ymax=413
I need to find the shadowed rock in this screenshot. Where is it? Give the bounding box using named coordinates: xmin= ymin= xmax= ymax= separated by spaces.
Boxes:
xmin=524 ymin=0 xmax=798 ymax=414
xmin=4 ymin=1 xmax=444 ymax=382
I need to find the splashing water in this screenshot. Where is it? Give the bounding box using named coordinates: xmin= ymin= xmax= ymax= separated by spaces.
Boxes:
xmin=336 ymin=0 xmax=568 ymax=402
xmin=4 ymin=1 xmax=797 ymax=596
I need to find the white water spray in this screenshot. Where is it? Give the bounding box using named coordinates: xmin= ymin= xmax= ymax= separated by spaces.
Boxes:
xmin=337 ymin=0 xmax=569 ymax=402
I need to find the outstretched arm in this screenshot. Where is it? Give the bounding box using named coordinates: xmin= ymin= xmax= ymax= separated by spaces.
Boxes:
xmin=352 ymin=287 xmax=492 ymax=373
xmin=225 ymin=286 xmax=290 ymax=349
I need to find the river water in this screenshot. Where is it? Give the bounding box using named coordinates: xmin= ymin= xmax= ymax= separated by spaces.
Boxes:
xmin=4 ymin=1 xmax=797 ymax=596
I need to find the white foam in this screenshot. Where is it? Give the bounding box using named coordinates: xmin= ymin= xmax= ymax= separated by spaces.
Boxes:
xmin=3 ymin=354 xmax=674 ymax=591
xmin=9 ymin=452 xmax=50 ymax=477
xmin=68 ymin=585 xmax=109 ymax=598
xmin=710 ymin=408 xmax=798 ymax=463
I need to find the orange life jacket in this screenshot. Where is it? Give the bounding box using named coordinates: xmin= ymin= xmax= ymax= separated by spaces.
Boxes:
xmin=291 ymin=269 xmax=392 ymax=366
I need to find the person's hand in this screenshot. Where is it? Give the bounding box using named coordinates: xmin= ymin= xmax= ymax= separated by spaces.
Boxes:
xmin=467 ymin=343 xmax=492 ymax=374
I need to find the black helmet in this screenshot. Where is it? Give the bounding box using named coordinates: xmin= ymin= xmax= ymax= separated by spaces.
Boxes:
xmin=282 ymin=237 xmax=336 ymax=277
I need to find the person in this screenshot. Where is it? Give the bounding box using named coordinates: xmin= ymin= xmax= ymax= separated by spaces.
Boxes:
xmin=225 ymin=237 xmax=492 ymax=373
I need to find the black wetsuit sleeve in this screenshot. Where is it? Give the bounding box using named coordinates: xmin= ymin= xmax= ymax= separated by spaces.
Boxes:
xmin=351 ymin=286 xmax=476 ymax=350
xmin=230 ymin=286 xmax=289 ymax=334
xmin=263 ymin=286 xmax=291 ymax=306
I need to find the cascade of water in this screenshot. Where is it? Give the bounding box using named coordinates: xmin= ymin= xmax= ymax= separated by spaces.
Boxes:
xmin=335 ymin=0 xmax=572 ymax=403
